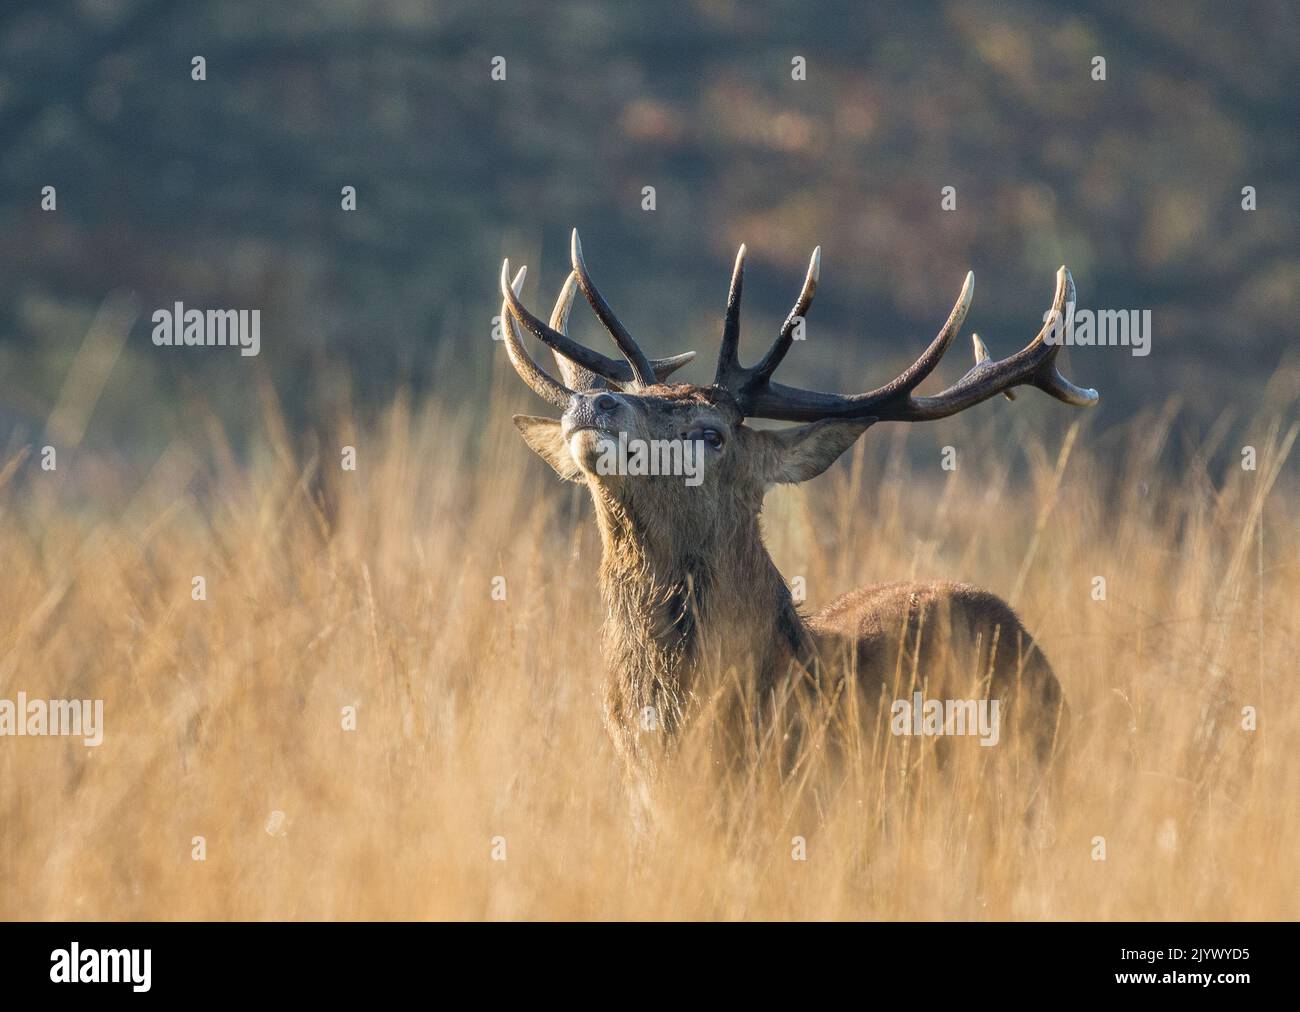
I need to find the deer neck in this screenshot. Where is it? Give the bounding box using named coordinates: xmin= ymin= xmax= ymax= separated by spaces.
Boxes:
xmin=591 ymin=485 xmax=808 ymax=733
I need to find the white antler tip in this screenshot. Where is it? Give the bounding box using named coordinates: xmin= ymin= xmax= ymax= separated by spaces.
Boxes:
xmin=511 ymin=265 xmax=527 ymax=295
xmin=1055 ymin=266 xmax=1076 ymax=307
xmin=549 ymin=272 xmax=577 ymax=331
xmin=956 ymin=270 xmax=974 ymax=311
xmin=571 ymin=228 xmax=583 ymax=261
xmin=971 ymin=333 xmax=990 ymax=364
xmin=810 ymin=246 xmax=822 ymax=281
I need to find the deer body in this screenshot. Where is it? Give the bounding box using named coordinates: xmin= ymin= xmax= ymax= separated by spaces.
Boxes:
xmin=591 ymin=460 xmax=1063 ymax=776
xmin=500 ymin=231 xmax=1093 ymax=782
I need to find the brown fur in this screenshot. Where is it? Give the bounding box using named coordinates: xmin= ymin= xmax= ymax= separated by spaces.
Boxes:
xmin=514 ymin=381 xmax=1069 ymax=785
xmin=808 ymin=580 xmax=1067 ymax=762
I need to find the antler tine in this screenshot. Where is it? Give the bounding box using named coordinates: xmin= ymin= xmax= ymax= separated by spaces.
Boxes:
xmin=925 ymin=265 xmax=1097 ymax=412
xmin=713 ymin=245 xmax=822 ymax=396
xmin=714 ymin=244 xmax=747 ymax=386
xmin=1026 ymin=268 xmax=1099 ymax=407
xmin=735 ymin=265 xmax=1097 ymax=423
xmin=548 ymin=271 xmax=603 ymax=391
xmin=751 ymin=246 xmax=821 ymax=383
xmin=502 ymin=259 xmax=695 ymax=385
xmin=502 ymin=262 xmax=637 ymax=382
xmin=499 ymin=260 xmax=574 ymax=408
xmin=732 ymin=267 xmax=973 ymax=421
xmin=549 ymin=270 xmax=578 ymax=332
xmin=571 ymin=229 xmax=657 ymax=388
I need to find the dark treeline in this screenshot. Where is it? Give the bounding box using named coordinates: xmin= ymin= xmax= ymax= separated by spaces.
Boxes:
xmin=1 ymin=1 xmax=1296 ymax=459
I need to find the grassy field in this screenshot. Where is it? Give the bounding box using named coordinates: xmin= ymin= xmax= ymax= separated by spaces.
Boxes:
xmin=1 ymin=363 xmax=1296 ymax=920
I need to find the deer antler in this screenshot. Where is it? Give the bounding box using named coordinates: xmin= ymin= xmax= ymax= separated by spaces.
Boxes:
xmin=715 ymin=244 xmax=820 ymax=394
xmin=716 ymin=255 xmax=1098 ymax=423
xmin=569 ymin=229 xmax=656 ymax=387
xmin=545 ymin=271 xmax=600 ymax=391
xmin=500 ymin=263 xmax=573 ymax=408
xmin=500 ymin=236 xmax=1098 ymax=422
xmin=498 ymin=232 xmax=695 ymax=396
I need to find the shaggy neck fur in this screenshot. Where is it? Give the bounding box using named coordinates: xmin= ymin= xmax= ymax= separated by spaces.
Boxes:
xmin=590 ymin=481 xmax=808 ymax=749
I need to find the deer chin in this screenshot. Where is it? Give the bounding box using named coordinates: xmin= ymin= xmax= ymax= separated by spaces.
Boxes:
xmin=565 ymin=426 xmax=620 ymax=476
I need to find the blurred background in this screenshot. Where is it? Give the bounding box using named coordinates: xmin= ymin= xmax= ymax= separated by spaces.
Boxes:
xmin=1 ymin=0 xmax=1297 ymax=464
xmin=2 ymin=2 xmax=1298 ymax=923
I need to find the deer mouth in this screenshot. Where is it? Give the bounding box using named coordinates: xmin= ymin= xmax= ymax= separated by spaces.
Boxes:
xmin=563 ymin=424 xmax=621 ymax=473
xmin=561 ymin=419 xmax=620 ymax=441
xmin=565 ymin=425 xmax=616 ymax=446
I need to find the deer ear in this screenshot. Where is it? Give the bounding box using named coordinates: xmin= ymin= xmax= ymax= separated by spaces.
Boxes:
xmin=513 ymin=415 xmax=584 ymax=482
xmin=761 ymin=419 xmax=873 ymax=484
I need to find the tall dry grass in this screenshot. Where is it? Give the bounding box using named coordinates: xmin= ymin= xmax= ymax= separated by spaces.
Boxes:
xmin=0 ymin=362 xmax=1296 ymax=920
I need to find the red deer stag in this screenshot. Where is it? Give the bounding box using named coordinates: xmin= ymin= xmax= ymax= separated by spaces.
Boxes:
xmin=499 ymin=231 xmax=1096 ymax=783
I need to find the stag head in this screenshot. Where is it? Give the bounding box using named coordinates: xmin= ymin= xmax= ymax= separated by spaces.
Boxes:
xmin=502 ymin=230 xmax=1097 ymax=529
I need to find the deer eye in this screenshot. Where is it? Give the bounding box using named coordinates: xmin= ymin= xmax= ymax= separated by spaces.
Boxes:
xmin=686 ymin=427 xmax=724 ymax=449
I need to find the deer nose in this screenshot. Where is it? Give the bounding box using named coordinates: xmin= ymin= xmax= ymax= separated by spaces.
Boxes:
xmin=593 ymin=393 xmax=619 ymax=414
